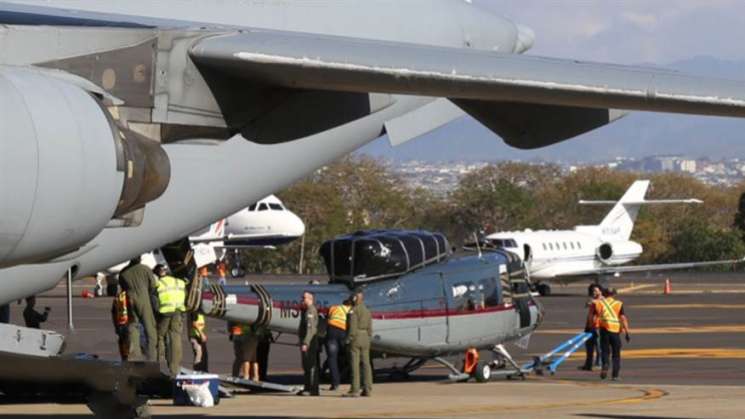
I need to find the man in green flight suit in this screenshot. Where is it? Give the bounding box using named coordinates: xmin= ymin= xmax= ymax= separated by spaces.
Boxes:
xmin=344 ymin=288 xmax=373 ymax=397
xmin=297 ymin=291 xmax=320 ymax=396
xmin=119 ymin=257 xmax=158 ymax=361
xmin=154 ymin=264 xmax=187 ymax=376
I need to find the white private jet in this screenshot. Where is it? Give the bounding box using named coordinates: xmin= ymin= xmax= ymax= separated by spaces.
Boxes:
xmin=106 ymin=195 xmax=304 ymax=276
xmin=486 ymin=180 xmax=742 ymax=295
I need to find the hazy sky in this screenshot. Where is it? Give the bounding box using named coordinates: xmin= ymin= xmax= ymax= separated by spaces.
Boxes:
xmin=482 ymin=0 xmax=745 ymax=64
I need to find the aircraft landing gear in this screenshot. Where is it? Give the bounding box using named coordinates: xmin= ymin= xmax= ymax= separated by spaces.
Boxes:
xmin=536 ymin=282 xmax=551 ymax=296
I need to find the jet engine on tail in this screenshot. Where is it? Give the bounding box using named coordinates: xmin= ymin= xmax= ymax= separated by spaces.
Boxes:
xmin=0 ymin=67 xmax=170 ymax=268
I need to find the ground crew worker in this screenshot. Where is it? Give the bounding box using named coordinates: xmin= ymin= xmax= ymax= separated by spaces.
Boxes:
xmin=188 ymin=312 xmax=209 ymax=372
xmin=217 ymin=262 xmax=228 ymax=286
xmin=579 ymin=284 xmax=603 ymax=371
xmin=344 ymin=289 xmax=373 ymax=397
xmin=229 ymin=321 xmax=252 ymax=379
xmin=589 ymin=288 xmax=631 ymax=380
xmin=325 ymin=298 xmax=352 ymax=390
xmin=119 ymin=257 xmax=158 ymax=361
xmin=111 ymin=286 xmax=130 ymax=361
xmin=23 ymin=296 xmax=50 ymax=329
xmin=154 ymin=264 xmax=187 ymax=376
xmin=298 ymin=291 xmax=320 ymax=396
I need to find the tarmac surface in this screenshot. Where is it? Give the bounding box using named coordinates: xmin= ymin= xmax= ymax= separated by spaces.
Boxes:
xmin=1 ymin=271 xmax=743 ymax=418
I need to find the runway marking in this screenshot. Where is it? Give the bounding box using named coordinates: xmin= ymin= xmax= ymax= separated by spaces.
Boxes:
xmin=570 ymin=348 xmax=745 ymax=359
xmin=539 ymin=324 xmax=745 ymax=335
xmin=353 ymin=382 xmax=667 ymax=417
xmin=617 ymin=284 xmax=656 ymax=294
xmin=631 ymin=304 xmax=745 ymax=309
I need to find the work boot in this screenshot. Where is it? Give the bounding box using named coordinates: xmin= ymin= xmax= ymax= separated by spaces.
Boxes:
xmin=342 ymin=391 xmax=359 ymax=398
xmin=600 ymin=371 xmax=608 ymax=380
xmin=611 ymin=377 xmax=621 ymax=382
xmin=328 ymin=385 xmax=339 ymax=391
xmin=361 ymin=391 xmax=371 ymax=397
xmin=577 ymin=365 xmax=592 ymax=371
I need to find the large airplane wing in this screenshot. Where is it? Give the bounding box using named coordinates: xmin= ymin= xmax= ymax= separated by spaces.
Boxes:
xmin=556 ymin=257 xmax=745 ymax=277
xmin=190 ymin=30 xmax=745 ymax=149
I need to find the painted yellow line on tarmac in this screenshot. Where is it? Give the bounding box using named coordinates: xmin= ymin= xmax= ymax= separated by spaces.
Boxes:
xmin=539 ymin=324 xmax=745 ymax=334
xmin=570 ymin=348 xmax=745 ymax=359
xmin=617 ymin=284 xmax=656 ymax=294
xmin=632 ymin=304 xmax=745 ymax=309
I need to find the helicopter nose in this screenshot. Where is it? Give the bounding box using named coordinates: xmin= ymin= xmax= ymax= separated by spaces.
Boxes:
xmin=513 ymin=24 xmax=535 ymax=54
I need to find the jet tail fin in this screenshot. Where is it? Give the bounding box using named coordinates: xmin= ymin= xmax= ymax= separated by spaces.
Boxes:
xmin=585 ymin=181 xmax=703 ymax=240
xmin=594 ymin=180 xmax=650 ymax=241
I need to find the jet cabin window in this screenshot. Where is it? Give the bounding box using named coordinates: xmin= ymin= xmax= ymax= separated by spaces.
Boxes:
xmin=490 ymin=239 xmax=517 ymax=248
xmin=258 ymin=203 xmax=269 ymax=211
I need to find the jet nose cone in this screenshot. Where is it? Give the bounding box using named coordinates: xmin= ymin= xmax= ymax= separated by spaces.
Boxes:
xmin=513 ymin=24 xmax=535 ymax=54
xmin=289 ymin=213 xmax=306 ymax=237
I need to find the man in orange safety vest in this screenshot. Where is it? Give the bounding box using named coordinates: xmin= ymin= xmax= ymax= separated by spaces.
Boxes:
xmin=588 ymin=288 xmax=631 ymax=381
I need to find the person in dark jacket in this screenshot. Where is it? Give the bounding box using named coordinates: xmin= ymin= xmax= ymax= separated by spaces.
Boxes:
xmin=23 ymin=296 xmax=49 ymax=329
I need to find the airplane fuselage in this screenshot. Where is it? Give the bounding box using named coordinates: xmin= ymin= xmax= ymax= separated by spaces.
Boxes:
xmin=0 ymin=0 xmax=523 ymax=304
xmin=488 ymin=229 xmax=643 ymax=281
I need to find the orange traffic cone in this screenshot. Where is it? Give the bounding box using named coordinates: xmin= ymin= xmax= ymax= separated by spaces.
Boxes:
xmin=663 ymin=278 xmax=672 ymax=295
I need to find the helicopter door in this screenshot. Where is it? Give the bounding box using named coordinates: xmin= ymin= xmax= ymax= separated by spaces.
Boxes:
xmin=510 ymin=266 xmax=531 ymax=329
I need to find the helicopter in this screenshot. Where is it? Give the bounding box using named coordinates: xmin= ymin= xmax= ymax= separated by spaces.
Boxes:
xmin=189 ymin=230 xmax=543 ymax=381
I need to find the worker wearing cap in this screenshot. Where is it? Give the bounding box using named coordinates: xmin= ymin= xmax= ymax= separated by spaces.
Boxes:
xmin=298 ymin=291 xmax=320 ymax=396
xmin=154 ymin=264 xmax=187 ymax=376
xmin=344 ymin=289 xmax=373 ymax=397
xmin=325 ymin=298 xmax=352 ymax=390
xmin=589 ymin=288 xmax=631 ymax=381
xmin=119 ymin=257 xmax=158 ymax=361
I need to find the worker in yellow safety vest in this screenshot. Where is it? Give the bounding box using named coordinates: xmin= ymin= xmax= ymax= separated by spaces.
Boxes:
xmin=110 ymin=285 xmax=130 ymax=361
xmin=588 ymin=288 xmax=631 ymax=381
xmin=154 ymin=265 xmax=187 ymax=376
xmin=325 ymin=298 xmax=352 ymax=390
xmin=189 ymin=312 xmax=209 ymax=372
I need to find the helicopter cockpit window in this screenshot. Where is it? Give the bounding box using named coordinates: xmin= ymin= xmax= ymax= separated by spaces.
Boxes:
xmin=269 ymin=203 xmax=283 ymax=211
xmin=258 ymin=203 xmax=269 ymax=211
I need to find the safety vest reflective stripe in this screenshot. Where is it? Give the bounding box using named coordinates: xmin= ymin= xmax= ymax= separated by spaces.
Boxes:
xmin=115 ymin=292 xmax=128 ymax=325
xmin=598 ymin=298 xmax=622 ymax=333
xmin=191 ymin=314 xmax=206 ymax=338
xmin=328 ymin=305 xmax=350 ymax=330
xmin=157 ymin=276 xmax=186 ymax=314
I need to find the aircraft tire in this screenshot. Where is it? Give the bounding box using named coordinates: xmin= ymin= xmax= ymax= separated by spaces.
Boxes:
xmin=474 ymin=361 xmax=491 ymax=383
xmin=537 ymin=283 xmax=551 ymax=296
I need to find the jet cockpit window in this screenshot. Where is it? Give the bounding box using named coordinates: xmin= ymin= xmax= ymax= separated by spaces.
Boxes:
xmin=248 ymin=203 xmax=257 ymax=211
xmin=491 ymin=239 xmax=517 ymax=248
xmin=269 ymin=203 xmax=283 ymax=211
xmin=258 ymin=203 xmax=269 ymax=211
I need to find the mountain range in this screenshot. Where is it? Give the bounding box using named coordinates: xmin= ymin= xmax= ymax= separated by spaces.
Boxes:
xmin=358 ymin=56 xmax=745 ymax=163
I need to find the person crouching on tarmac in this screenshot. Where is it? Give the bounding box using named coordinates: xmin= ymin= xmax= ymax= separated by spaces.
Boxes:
xmin=326 ymin=298 xmax=352 ymax=391
xmin=111 ymin=282 xmax=130 ymax=361
xmin=579 ymin=284 xmax=603 ymax=371
xmin=298 ymin=291 xmax=320 ymax=396
xmin=344 ymin=289 xmax=373 ymax=398
xmin=589 ymin=288 xmax=631 ymax=381
xmin=153 ymin=264 xmax=187 ymax=376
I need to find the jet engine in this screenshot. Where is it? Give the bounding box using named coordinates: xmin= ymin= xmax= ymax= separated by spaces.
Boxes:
xmin=596 ymin=241 xmax=643 ymax=265
xmin=0 ymin=67 xmax=170 ymax=268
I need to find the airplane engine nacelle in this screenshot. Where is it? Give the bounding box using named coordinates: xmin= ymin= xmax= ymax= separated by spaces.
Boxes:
xmin=0 ymin=67 xmax=170 ymax=268
xmin=596 ymin=241 xmax=643 ymax=265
